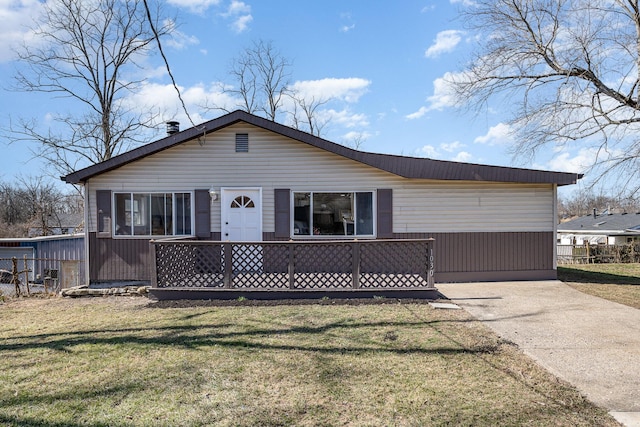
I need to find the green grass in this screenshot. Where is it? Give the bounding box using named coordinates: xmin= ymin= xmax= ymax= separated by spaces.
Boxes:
xmin=0 ymin=297 xmax=617 ymax=426
xmin=558 ymin=263 xmax=640 ymax=309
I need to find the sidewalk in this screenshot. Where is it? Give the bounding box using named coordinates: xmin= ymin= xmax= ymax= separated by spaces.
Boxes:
xmin=437 ymin=280 xmax=640 ymax=427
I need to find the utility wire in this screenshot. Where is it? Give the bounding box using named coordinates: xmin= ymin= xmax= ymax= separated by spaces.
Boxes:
xmin=142 ymin=0 xmax=197 ymax=128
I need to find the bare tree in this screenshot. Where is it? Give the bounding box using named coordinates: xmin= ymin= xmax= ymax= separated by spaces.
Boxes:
xmin=451 ymin=0 xmax=640 ymax=194
xmin=211 ymin=40 xmax=292 ymax=121
xmin=9 ymin=0 xmax=172 ymax=177
xmin=0 ymin=176 xmax=80 ymax=237
xmin=559 ymin=189 xmax=640 ymax=220
xmin=288 ymin=93 xmax=331 ymax=137
xmin=342 ymin=132 xmax=368 ymax=150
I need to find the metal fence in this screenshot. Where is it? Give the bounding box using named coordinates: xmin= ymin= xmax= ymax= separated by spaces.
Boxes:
xmin=557 ymin=243 xmax=640 ymax=264
xmin=0 ymin=257 xmax=83 ymax=295
xmin=151 ymin=239 xmax=436 ymax=291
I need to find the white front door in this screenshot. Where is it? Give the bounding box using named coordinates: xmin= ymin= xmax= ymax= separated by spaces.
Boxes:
xmin=221 ymin=188 xmax=262 ymax=241
xmin=221 ymin=188 xmax=263 ymax=273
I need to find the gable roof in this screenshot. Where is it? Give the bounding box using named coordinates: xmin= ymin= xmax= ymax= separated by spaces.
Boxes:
xmin=63 ymin=110 xmax=582 ymax=186
xmin=558 ymin=213 xmax=640 ymax=234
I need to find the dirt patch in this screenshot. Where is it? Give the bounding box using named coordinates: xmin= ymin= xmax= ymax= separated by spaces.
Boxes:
xmin=147 ymin=296 xmax=444 ymax=309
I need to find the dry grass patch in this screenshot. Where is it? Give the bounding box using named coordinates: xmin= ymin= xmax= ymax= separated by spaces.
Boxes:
xmin=559 ymin=264 xmax=640 ymax=309
xmin=0 ymin=296 xmax=618 ymax=426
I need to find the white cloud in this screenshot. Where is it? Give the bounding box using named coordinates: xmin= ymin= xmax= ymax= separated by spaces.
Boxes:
xmin=144 ymin=66 xmax=169 ymax=80
xmin=121 ymin=81 xmax=238 ymax=127
xmin=222 ymin=1 xmax=252 ymax=33
xmin=230 ymin=14 xmax=253 ymax=33
xmin=0 ymin=0 xmax=44 ymax=63
xmin=426 ymin=72 xmax=461 ymax=110
xmin=339 ymin=12 xmax=355 ymax=32
xmin=424 ymin=30 xmax=463 ymax=58
xmin=474 ymin=123 xmax=514 ymax=145
xmin=406 ymin=71 xmax=462 ymax=117
xmin=441 ymin=141 xmax=465 ymax=152
xmin=417 ymin=145 xmax=438 ymax=157
xmin=166 ymin=0 xmax=222 ymax=14
xmin=320 ymin=109 xmax=369 ymax=128
xmin=452 ymin=151 xmax=472 ymax=162
xmin=226 ymin=0 xmax=251 ymax=14
xmin=290 ymin=78 xmax=371 ymax=103
xmin=163 ymin=20 xmax=199 ymax=50
xmin=343 ymin=130 xmax=372 ymax=140
xmin=546 ymin=147 xmax=601 ymax=174
xmin=450 ymin=0 xmax=477 ymax=6
xmin=406 ymin=106 xmax=429 ymax=120
xmin=416 ymin=141 xmax=472 ymax=163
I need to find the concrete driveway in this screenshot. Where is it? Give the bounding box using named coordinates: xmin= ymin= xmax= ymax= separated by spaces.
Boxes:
xmin=437 ymin=280 xmax=640 ymax=427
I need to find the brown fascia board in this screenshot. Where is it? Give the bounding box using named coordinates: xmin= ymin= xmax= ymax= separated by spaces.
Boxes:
xmin=62 ymin=110 xmax=583 ymax=186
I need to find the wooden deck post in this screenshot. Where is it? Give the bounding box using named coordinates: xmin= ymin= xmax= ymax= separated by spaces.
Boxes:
xmin=427 ymin=241 xmax=435 ymax=289
xmin=352 ymin=242 xmax=360 ymax=289
xmin=288 ymin=244 xmax=295 ymax=289
xmin=149 ymin=241 xmax=158 ymax=288
xmin=223 ymin=243 xmax=233 ymax=288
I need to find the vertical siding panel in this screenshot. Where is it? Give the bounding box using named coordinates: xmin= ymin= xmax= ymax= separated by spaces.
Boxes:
xmin=88 ymin=233 xmax=151 ymax=283
xmin=525 ymin=233 xmax=532 ymax=270
xmin=483 ymin=232 xmax=490 ymax=272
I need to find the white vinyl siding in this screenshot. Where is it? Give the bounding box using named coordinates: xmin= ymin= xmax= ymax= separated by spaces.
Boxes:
xmin=393 ymin=182 xmax=553 ymax=233
xmin=86 ymin=123 xmax=555 ymax=234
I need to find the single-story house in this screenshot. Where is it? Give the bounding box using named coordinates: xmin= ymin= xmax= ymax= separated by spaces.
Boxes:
xmin=558 ymin=211 xmax=640 ymax=245
xmin=63 ymin=110 xmax=581 ymax=290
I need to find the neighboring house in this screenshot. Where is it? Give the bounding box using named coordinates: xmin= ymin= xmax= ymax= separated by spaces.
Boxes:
xmin=28 ymin=212 xmax=84 ymax=237
xmin=62 ymin=110 xmax=581 ymax=287
xmin=558 ymin=212 xmax=640 ymax=245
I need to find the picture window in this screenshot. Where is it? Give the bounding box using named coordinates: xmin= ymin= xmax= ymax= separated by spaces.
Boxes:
xmin=113 ymin=192 xmax=193 ymax=237
xmin=292 ymin=191 xmax=374 ymax=237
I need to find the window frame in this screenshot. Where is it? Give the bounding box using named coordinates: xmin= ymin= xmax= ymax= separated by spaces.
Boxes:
xmin=112 ymin=191 xmax=195 ymax=238
xmin=290 ymin=190 xmax=376 ymax=239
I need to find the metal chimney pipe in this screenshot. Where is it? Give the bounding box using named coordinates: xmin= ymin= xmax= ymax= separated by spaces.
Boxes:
xmin=593 ymin=208 xmax=596 ymax=218
xmin=166 ymin=121 xmax=180 ymax=135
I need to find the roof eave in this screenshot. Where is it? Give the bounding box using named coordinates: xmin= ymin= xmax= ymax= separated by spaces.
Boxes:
xmin=61 ymin=110 xmax=585 ymax=186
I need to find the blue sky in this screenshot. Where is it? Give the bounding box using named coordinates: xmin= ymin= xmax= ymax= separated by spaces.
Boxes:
xmin=0 ymin=0 xmax=588 ymax=194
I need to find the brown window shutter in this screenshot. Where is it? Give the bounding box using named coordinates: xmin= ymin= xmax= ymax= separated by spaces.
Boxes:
xmin=274 ymin=189 xmax=290 ymax=238
xmin=377 ymin=189 xmax=393 ymax=238
xmin=96 ymin=190 xmax=112 ymax=238
xmin=194 ymin=189 xmax=211 ymax=239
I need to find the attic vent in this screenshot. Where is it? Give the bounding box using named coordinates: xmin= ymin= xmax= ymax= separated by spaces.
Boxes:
xmin=235 ymin=133 xmax=249 ymax=152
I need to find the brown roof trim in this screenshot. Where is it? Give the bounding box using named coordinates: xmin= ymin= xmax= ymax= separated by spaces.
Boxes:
xmin=63 ymin=110 xmax=583 ymax=186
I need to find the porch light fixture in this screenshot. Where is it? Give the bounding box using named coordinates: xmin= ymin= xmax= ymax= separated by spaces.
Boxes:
xmin=209 ymin=187 xmax=219 ymax=201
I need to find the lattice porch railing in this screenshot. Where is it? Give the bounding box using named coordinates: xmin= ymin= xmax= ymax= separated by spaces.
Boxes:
xmin=151 ymin=239 xmax=435 ymax=290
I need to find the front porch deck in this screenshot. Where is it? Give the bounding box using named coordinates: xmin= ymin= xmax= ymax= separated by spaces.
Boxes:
xmin=149 ymin=239 xmax=437 ymax=300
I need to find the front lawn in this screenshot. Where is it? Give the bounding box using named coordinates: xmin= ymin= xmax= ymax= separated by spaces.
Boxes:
xmin=558 ymin=263 xmax=640 ymax=309
xmin=0 ymin=297 xmax=617 ymax=426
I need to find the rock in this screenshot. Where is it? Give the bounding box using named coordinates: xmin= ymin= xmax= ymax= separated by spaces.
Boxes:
xmin=60 ymin=285 xmax=149 ymax=298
